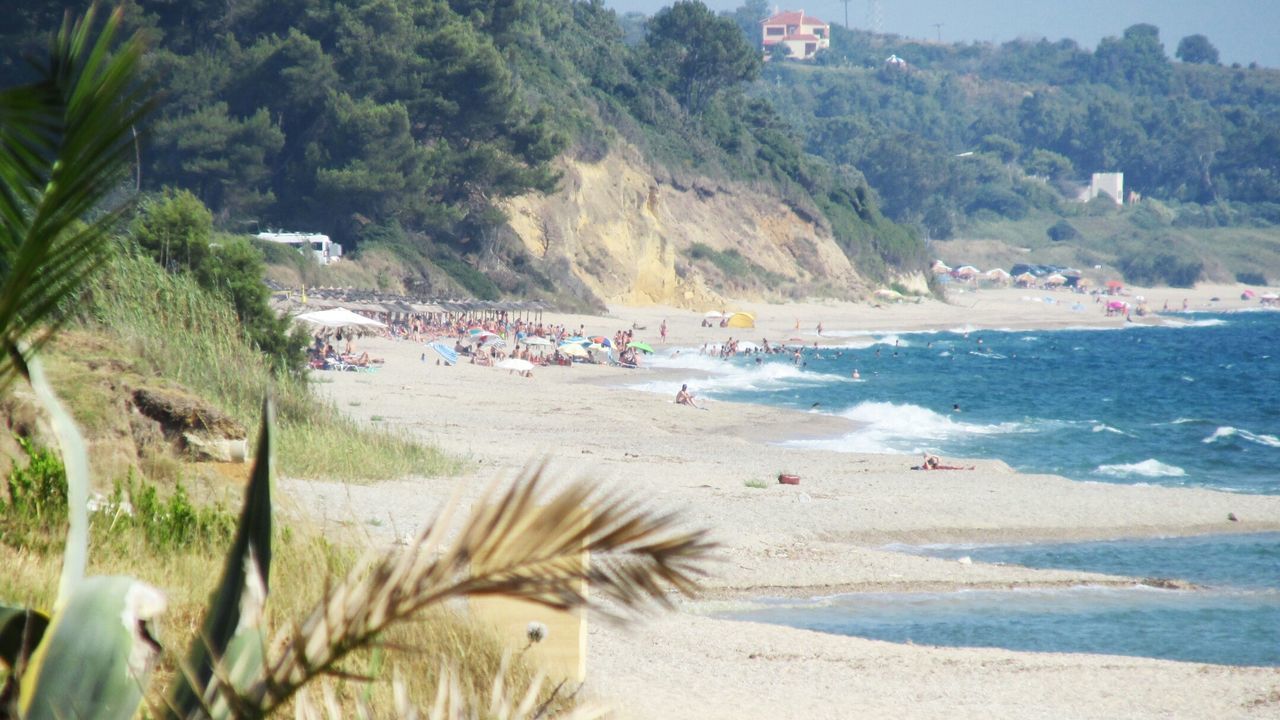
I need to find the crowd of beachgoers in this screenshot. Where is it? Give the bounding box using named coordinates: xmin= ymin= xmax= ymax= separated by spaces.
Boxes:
xmin=307 ymin=310 xmax=667 ymax=373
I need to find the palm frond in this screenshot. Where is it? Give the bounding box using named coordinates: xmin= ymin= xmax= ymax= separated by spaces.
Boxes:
xmin=292 ymin=660 xmax=607 ymax=720
xmin=235 ymin=464 xmax=714 ymax=714
xmin=0 ymin=3 xmax=155 ymax=390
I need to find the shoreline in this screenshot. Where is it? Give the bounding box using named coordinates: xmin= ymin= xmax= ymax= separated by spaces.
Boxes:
xmin=287 ymin=283 xmax=1280 ymax=719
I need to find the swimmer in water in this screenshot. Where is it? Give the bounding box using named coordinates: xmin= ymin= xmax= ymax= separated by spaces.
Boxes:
xmin=852 ymin=368 xmax=861 ymax=379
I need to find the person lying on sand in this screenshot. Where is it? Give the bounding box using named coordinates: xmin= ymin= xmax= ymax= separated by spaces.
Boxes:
xmin=913 ymin=454 xmax=974 ymax=471
xmin=675 ymin=384 xmax=700 ymax=409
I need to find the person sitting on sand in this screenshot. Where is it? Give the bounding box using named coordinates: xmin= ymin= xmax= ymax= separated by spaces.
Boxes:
xmin=675 ymin=384 xmax=700 ymax=409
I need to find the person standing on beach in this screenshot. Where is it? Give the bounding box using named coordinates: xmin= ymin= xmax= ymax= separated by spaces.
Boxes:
xmin=660 ymin=319 xmax=668 ymax=343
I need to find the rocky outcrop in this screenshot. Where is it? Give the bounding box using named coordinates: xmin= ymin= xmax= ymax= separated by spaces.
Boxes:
xmin=503 ymin=146 xmax=867 ymax=308
xmin=132 ymin=388 xmax=247 ymax=463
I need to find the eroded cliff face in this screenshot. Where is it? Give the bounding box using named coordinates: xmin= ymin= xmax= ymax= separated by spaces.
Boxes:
xmin=502 ymin=147 xmax=867 ymax=308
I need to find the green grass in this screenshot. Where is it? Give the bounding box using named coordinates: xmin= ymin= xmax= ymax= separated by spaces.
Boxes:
xmin=955 ymin=206 xmax=1280 ymax=286
xmin=77 ymin=248 xmax=461 ymax=481
xmin=687 ymin=242 xmax=790 ymax=288
xmin=743 ymin=478 xmax=768 ymax=489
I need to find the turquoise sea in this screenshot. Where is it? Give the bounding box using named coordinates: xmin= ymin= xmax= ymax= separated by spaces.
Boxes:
xmin=641 ymin=310 xmax=1280 ymax=665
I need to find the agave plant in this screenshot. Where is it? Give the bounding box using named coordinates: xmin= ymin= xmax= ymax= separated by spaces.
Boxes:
xmin=0 ymin=4 xmax=163 ymax=718
xmin=0 ymin=6 xmax=715 ymax=719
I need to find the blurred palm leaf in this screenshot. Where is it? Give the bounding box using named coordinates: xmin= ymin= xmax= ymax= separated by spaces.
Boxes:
xmin=235 ymin=464 xmax=714 ymax=714
xmin=0 ymin=3 xmax=154 ymax=391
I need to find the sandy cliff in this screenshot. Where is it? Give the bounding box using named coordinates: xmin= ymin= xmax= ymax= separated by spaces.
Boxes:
xmin=503 ymin=147 xmax=868 ymax=308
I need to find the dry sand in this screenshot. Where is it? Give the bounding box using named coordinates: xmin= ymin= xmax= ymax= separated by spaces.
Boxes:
xmin=285 ymin=283 xmax=1280 ymax=719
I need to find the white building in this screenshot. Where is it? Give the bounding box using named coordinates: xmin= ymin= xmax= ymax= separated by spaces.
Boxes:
xmin=1078 ymin=172 xmax=1124 ymax=205
xmin=760 ymin=10 xmax=831 ymax=61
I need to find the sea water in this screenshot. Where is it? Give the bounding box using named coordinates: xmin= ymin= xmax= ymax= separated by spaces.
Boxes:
xmin=723 ymin=533 xmax=1280 ymax=666
xmin=647 ymin=310 xmax=1280 ymax=494
xmin=641 ymin=310 xmax=1280 ymax=664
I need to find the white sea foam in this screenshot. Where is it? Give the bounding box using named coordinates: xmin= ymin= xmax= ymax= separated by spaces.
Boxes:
xmin=636 ymin=353 xmax=845 ymax=397
xmin=1203 ymin=426 xmax=1280 ymax=448
xmin=1094 ymin=459 xmax=1186 ymax=478
xmin=1184 ymin=318 xmax=1228 ymax=328
xmin=1091 ymin=423 xmax=1130 ymax=436
xmin=786 ymin=401 xmax=1025 ymax=454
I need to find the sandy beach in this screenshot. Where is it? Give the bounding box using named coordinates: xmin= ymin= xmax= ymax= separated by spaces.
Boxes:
xmin=285 ymin=284 xmax=1280 ymax=719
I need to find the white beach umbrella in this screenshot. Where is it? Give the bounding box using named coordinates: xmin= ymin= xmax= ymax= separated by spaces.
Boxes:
xmin=294 ymin=307 xmax=386 ymax=329
xmin=558 ymin=343 xmax=589 ymax=358
xmin=522 ymin=336 xmax=553 ymax=346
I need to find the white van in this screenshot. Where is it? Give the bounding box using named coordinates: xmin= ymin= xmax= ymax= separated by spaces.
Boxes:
xmin=256 ymin=231 xmax=343 ymax=265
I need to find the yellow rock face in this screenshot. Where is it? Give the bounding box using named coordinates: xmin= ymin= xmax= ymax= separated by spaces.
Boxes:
xmin=504 ymin=147 xmax=865 ymax=308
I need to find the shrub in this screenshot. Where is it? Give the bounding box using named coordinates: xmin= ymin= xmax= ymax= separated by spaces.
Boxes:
xmin=431 ymin=252 xmax=501 ymax=300
xmin=1047 ymin=219 xmax=1081 ymax=242
xmin=1236 ymin=271 xmax=1268 ymax=285
xmin=1118 ymin=251 xmax=1204 ymax=288
xmin=5 ymin=436 xmax=67 ymax=524
xmin=131 ymin=190 xmax=303 ymax=369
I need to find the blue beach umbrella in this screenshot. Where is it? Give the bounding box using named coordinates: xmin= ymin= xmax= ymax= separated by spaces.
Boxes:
xmin=429 ymin=341 xmax=458 ymax=365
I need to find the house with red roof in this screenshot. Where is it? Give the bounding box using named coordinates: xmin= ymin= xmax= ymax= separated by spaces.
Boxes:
xmin=760 ymin=9 xmax=830 ymax=61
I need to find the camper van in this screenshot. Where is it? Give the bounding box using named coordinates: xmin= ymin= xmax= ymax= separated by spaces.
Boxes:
xmin=255 ymin=231 xmax=343 ymax=265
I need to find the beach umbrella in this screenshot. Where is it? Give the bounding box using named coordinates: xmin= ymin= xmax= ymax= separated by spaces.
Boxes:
xmin=1241 ymin=290 xmax=1256 ymax=299
xmin=1044 ymin=273 xmax=1067 ymax=285
xmin=1106 ymin=300 xmax=1129 ymax=311
xmin=482 ymin=336 xmax=507 ymax=349
xmin=1261 ymin=293 xmax=1279 ymax=300
xmin=629 ymin=341 xmax=654 ymax=354
xmin=429 ymin=341 xmax=458 ymax=365
xmin=522 ymin=336 xmax=552 ymax=346
xmin=985 ymin=268 xmax=1011 ymax=280
xmin=1014 ymin=272 xmax=1036 ymax=285
xmin=495 ymin=358 xmax=533 ymax=372
xmin=704 ymin=311 xmax=724 ymax=319
xmin=954 ymin=265 xmax=979 ymax=277
xmin=294 ymin=307 xmax=386 ymax=329
xmin=467 ymin=327 xmax=487 ymax=336
xmin=726 ymin=312 xmax=755 ymax=328
xmin=930 ymin=260 xmax=952 ymax=274
xmin=563 ymin=336 xmax=589 ymax=345
xmin=558 ymin=343 xmax=588 ymax=358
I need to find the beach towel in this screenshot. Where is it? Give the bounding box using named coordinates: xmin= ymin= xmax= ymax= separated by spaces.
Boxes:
xmin=429 ymin=341 xmax=459 ymax=366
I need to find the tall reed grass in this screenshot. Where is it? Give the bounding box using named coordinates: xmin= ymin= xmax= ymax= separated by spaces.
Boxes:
xmin=78 ymin=247 xmax=460 ymax=480
xmin=0 ymin=525 xmax=564 ymax=714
